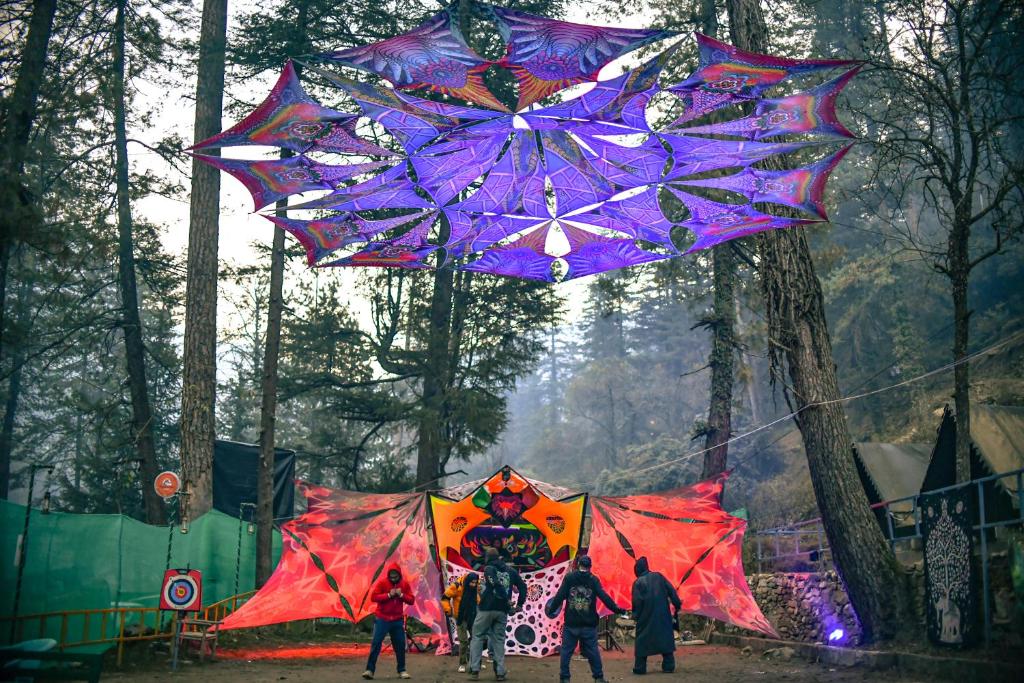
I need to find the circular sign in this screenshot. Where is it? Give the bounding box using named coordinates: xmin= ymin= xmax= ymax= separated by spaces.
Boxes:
xmin=154 ymin=471 xmax=180 ymax=498
xmin=162 ymin=574 xmax=200 ymax=611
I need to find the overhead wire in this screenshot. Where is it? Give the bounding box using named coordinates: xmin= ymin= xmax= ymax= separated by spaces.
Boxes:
xmin=556 ymin=327 xmax=1024 ymax=493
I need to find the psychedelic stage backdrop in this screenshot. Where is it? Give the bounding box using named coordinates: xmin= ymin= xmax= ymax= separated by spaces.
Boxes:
xmin=220 ymin=467 xmax=775 ymax=655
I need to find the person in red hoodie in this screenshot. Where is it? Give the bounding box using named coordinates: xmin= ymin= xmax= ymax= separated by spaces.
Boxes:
xmin=362 ymin=562 xmax=414 ymax=680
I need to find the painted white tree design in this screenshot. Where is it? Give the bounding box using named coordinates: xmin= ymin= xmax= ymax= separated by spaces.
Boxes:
xmin=925 ymin=498 xmax=970 ymax=644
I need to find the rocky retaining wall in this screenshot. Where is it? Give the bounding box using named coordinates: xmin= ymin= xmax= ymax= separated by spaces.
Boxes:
xmin=722 ymin=571 xmax=865 ymax=645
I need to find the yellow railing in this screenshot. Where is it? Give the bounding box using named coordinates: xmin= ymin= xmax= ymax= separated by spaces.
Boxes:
xmin=200 ymin=590 xmax=256 ymax=623
xmin=0 ymin=591 xmax=256 ymax=666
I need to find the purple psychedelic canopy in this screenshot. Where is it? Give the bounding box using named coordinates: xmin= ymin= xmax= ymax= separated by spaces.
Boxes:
xmin=191 ymin=3 xmax=860 ymax=282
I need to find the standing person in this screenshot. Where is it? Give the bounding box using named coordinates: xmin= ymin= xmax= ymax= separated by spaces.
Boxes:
xmin=363 ymin=562 xmax=414 ymax=680
xmin=630 ymin=556 xmax=682 ymax=675
xmin=468 ymin=547 xmax=527 ymax=681
xmin=442 ymin=572 xmax=479 ymax=673
xmin=545 ymin=555 xmax=626 ymax=683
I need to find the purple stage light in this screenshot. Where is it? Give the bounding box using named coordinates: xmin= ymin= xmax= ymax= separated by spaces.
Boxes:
xmin=827 ymin=628 xmax=845 ymax=643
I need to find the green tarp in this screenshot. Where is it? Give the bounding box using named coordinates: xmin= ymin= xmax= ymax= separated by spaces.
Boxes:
xmin=1 ymin=500 xmax=281 ymax=642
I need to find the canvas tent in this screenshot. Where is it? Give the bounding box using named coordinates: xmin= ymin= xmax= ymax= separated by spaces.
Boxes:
xmin=854 ymin=442 xmax=931 ymax=533
xmin=921 ymin=405 xmax=1024 ymax=524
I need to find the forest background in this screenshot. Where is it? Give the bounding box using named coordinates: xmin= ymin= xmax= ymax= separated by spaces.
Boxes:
xmin=1 ymin=0 xmax=1022 ymax=533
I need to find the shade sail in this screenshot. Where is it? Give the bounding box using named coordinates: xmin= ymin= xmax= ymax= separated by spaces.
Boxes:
xmin=589 ymin=472 xmax=776 ymax=636
xmin=221 ymin=483 xmax=445 ymax=643
xmin=191 ymin=5 xmax=859 ymax=283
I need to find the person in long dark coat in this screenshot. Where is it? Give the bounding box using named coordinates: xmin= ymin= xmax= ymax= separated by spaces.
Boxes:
xmin=630 ymin=556 xmax=682 ymax=674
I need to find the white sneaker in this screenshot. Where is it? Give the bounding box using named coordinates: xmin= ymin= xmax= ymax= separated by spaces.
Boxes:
xmin=399 ymin=673 xmax=411 ymax=680
xmin=458 ymin=665 xmax=467 ymax=673
xmin=361 ymin=672 xmax=373 ymax=680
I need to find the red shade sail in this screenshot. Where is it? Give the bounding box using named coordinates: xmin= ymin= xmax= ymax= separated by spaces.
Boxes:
xmin=589 ymin=473 xmax=776 ymax=636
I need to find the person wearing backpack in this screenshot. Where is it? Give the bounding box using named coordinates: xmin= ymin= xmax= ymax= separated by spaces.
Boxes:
xmin=442 ymin=573 xmax=479 ymax=673
xmin=468 ymin=547 xmax=526 ymax=681
xmin=545 ymin=554 xmax=626 ymax=683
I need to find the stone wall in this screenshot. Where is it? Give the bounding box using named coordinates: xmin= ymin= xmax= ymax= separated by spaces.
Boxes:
xmin=721 ymin=571 xmax=864 ymax=645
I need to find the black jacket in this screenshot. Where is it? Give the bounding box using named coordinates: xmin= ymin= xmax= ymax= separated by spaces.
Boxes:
xmin=479 ymin=559 xmax=527 ymax=613
xmin=546 ymin=570 xmax=623 ymax=628
xmin=631 ymin=557 xmax=682 ymax=657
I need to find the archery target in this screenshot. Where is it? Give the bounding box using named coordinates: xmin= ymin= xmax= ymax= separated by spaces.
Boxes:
xmin=160 ymin=569 xmax=202 ymax=612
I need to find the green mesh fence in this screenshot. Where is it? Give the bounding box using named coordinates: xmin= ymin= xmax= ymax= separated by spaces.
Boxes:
xmin=0 ymin=500 xmax=281 ymax=643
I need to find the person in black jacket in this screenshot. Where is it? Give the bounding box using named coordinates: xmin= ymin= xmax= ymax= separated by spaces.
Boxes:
xmin=469 ymin=547 xmax=527 ymax=681
xmin=630 ymin=556 xmax=682 ymax=674
xmin=546 ymin=555 xmax=625 ymax=683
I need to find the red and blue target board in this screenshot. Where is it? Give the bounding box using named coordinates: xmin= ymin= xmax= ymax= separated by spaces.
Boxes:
xmin=160 ymin=569 xmax=202 ymax=612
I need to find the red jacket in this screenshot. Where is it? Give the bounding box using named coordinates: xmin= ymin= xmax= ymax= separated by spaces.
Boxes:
xmin=371 ymin=562 xmax=415 ymax=621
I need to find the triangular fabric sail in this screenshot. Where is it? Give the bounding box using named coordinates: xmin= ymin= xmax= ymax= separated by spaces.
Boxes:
xmin=194 ymin=6 xmax=860 ymax=282
xmin=560 ymin=225 xmax=670 ymax=281
xmin=487 ymin=4 xmax=678 ymax=110
xmin=221 ymin=484 xmax=445 ymax=643
xmin=561 ymin=189 xmax=678 ymax=249
xmin=666 ymin=186 xmax=822 ymax=252
xmin=589 ymin=473 xmax=777 ymax=636
xmin=267 ymin=210 xmax=434 ymax=265
xmin=674 ymin=145 xmax=853 ymax=219
xmin=669 ymin=33 xmax=858 ymax=123
xmin=461 ymin=225 xmax=557 ymax=282
xmin=190 ymin=61 xmax=393 ymax=157
xmin=191 ymin=154 xmax=391 ymax=211
xmin=674 ymin=67 xmax=862 ymax=140
xmin=323 ymin=9 xmax=508 ymax=111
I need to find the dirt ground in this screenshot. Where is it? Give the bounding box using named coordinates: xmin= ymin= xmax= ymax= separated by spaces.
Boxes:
xmin=104 ymin=643 xmax=930 ymax=682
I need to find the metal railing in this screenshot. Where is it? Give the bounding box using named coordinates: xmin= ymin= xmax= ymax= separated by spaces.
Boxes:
xmin=0 ymin=591 xmax=256 ymax=666
xmin=748 ymin=466 xmax=1024 ymax=644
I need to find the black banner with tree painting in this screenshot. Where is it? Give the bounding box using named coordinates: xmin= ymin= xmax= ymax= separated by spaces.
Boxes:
xmin=922 ymin=488 xmax=977 ymax=646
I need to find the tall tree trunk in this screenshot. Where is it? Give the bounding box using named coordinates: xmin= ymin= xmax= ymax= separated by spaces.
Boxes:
xmin=698 ymin=3 xmax=737 ymax=481
xmin=0 ymin=350 xmax=23 ymax=499
xmin=0 ymin=0 xmax=58 ymax=357
xmin=181 ymin=0 xmax=228 ymax=518
xmin=548 ymin=328 xmax=559 ymax=427
xmin=415 ymin=266 xmax=454 ymax=489
xmin=437 ymin=269 xmax=471 ymax=476
xmin=255 ymin=0 xmax=310 ymax=584
xmin=726 ymin=0 xmax=911 ymax=642
xmin=113 ymin=0 xmax=166 ymax=525
xmin=702 ymin=244 xmax=737 ymax=479
xmin=255 ymin=153 xmax=290 ymax=588
xmin=0 ymin=273 xmax=29 ymax=498
xmin=736 ymin=301 xmax=763 ymax=426
xmin=949 ymin=218 xmax=971 ymax=483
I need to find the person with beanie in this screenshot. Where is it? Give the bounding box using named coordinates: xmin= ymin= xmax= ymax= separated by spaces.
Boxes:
xmin=545 ymin=554 xmax=625 ymax=683
xmin=468 ymin=546 xmax=526 ymax=681
xmin=630 ymin=557 xmax=681 ymax=674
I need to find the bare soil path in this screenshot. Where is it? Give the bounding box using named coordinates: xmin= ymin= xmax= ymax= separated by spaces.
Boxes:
xmin=104 ymin=643 xmax=928 ymax=682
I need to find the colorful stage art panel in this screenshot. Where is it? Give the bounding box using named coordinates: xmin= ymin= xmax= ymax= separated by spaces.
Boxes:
xmin=220 ymin=483 xmax=446 ymax=647
xmin=443 ymin=559 xmax=571 ymax=657
xmin=191 ymin=4 xmax=861 ymax=284
xmin=430 ymin=466 xmax=587 ymax=657
xmin=589 ymin=472 xmax=777 ymax=636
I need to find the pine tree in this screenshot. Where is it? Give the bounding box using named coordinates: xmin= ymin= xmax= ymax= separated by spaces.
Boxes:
xmin=181 ymin=0 xmax=228 ymax=518
xmin=725 ymin=0 xmax=913 ymax=642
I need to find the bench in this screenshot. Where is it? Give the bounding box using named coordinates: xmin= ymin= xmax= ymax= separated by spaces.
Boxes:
xmin=0 ymin=648 xmax=106 ymax=683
